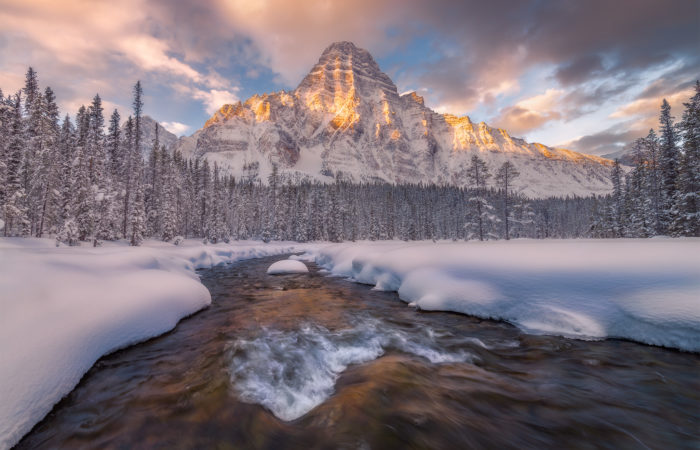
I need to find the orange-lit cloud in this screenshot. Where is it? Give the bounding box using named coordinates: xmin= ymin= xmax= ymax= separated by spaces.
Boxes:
xmin=491 ymin=89 xmax=564 ymax=137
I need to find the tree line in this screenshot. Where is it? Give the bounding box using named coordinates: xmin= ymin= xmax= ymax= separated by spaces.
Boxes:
xmin=591 ymin=82 xmax=699 ymax=238
xmin=0 ymin=68 xmax=697 ymax=245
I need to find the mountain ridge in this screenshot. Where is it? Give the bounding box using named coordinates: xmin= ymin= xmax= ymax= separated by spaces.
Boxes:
xmin=175 ymin=41 xmax=614 ymax=198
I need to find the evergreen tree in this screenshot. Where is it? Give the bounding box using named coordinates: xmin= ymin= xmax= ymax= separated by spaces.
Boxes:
xmin=107 ymin=109 xmax=121 ymax=179
xmin=465 ymin=155 xmax=494 ymax=240
xmin=36 ymin=87 xmax=61 ymax=237
xmin=130 ymin=176 xmax=146 ymax=246
xmin=609 ymin=159 xmax=624 ymax=237
xmin=160 ymin=147 xmax=178 ymax=242
xmin=3 ymin=93 xmax=29 ymax=236
xmin=495 ymin=161 xmax=520 ymax=239
xmin=23 ymin=67 xmax=40 ymax=114
xmin=122 ymin=116 xmax=135 ymax=237
xmin=658 ymin=99 xmax=680 ymax=230
xmin=671 ymin=81 xmax=700 ymax=236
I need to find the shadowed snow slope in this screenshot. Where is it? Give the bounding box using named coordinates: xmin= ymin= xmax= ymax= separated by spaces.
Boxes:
xmin=302 ymin=239 xmax=700 ymax=352
xmin=0 ymin=238 xmax=304 ymax=450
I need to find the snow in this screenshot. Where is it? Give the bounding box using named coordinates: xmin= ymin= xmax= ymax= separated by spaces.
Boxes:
xmin=0 ymin=238 xmax=303 ymax=450
xmin=302 ymin=239 xmax=700 ymax=352
xmin=267 ymin=259 xmax=309 ymax=275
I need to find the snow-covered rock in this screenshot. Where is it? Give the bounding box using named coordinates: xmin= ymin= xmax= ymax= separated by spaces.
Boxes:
xmin=304 ymin=239 xmax=700 ymax=352
xmin=0 ymin=238 xmax=304 ymax=450
xmin=267 ymin=259 xmax=309 ymax=275
xmin=177 ymin=41 xmax=614 ymax=198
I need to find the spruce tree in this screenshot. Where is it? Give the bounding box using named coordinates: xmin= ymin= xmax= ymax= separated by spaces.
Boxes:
xmin=122 ymin=116 xmax=135 ymax=237
xmin=671 ymin=81 xmax=700 ymax=236
xmin=3 ymin=93 xmax=29 ymax=236
xmin=658 ymin=99 xmax=680 ymax=231
xmin=495 ymin=161 xmax=520 ymax=240
xmin=107 ymin=109 xmax=121 ymax=179
xmin=465 ymin=155 xmax=493 ymax=240
xmin=610 ymin=159 xmax=624 ymax=237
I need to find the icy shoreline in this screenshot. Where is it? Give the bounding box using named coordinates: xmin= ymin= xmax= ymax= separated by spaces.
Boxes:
xmin=302 ymin=239 xmax=700 ymax=353
xmin=0 ymin=238 xmax=305 ymax=450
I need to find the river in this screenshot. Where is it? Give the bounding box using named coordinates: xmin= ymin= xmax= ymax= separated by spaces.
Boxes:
xmin=15 ymin=255 xmax=700 ymax=449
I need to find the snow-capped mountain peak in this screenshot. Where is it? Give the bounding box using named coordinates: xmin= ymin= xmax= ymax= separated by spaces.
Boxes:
xmin=176 ymin=42 xmax=614 ymax=198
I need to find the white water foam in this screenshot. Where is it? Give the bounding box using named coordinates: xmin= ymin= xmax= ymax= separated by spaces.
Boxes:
xmin=226 ymin=319 xmax=472 ymax=421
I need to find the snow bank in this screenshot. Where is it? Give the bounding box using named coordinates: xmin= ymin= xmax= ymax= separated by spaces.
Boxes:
xmin=304 ymin=239 xmax=700 ymax=352
xmin=0 ymin=238 xmax=304 ymax=450
xmin=267 ymin=259 xmax=309 ymax=275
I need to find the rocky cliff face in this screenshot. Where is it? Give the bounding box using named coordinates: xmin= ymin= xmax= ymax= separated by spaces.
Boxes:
xmin=176 ymin=41 xmax=614 ymax=198
xmin=121 ymin=115 xmax=179 ymax=158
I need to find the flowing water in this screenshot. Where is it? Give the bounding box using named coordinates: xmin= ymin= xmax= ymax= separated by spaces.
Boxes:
xmin=16 ymin=256 xmax=700 ymax=449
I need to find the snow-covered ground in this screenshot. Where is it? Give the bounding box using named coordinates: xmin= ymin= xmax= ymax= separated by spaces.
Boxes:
xmin=0 ymin=238 xmax=305 ymax=450
xmin=300 ymin=239 xmax=700 ymax=352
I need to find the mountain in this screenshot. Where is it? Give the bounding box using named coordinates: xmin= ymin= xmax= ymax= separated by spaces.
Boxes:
xmin=176 ymin=41 xmax=614 ymax=198
xmin=122 ymin=115 xmax=179 ymax=158
xmin=602 ymin=148 xmax=636 ymax=166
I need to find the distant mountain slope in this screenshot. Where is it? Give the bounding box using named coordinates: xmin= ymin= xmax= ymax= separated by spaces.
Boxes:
xmin=122 ymin=115 xmax=178 ymax=158
xmin=176 ymin=41 xmax=613 ymax=198
xmin=602 ymin=148 xmax=636 ymax=166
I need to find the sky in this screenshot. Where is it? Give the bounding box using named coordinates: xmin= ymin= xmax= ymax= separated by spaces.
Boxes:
xmin=0 ymin=0 xmax=697 ymax=156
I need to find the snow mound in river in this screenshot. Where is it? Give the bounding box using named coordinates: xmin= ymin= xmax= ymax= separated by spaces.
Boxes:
xmin=267 ymin=259 xmax=309 ymax=275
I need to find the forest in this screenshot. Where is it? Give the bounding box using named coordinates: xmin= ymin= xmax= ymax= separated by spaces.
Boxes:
xmin=1 ymin=68 xmax=698 ymax=245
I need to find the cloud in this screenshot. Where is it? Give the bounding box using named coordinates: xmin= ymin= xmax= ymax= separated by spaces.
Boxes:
xmin=611 ymin=84 xmax=694 ymax=127
xmin=212 ymin=0 xmax=406 ymax=86
xmin=0 ymin=0 xmax=240 ymax=123
xmin=554 ymin=55 xmax=605 ymax=86
xmin=491 ymin=89 xmax=564 ymax=136
xmin=563 ymin=124 xmax=644 ymax=157
xmin=161 ymin=121 xmax=190 ymax=136
xmin=173 ymin=84 xmax=240 ymax=115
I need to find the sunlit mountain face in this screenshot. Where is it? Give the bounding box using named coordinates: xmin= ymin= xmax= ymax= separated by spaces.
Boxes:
xmin=0 ymin=0 xmax=696 ymax=158
xmin=173 ymin=42 xmax=614 ymax=198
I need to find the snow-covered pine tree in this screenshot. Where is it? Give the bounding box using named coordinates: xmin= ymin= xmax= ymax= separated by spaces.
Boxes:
xmin=465 ymin=155 xmax=493 ymax=240
xmin=3 ymin=93 xmax=29 ymax=236
xmin=129 ymin=170 xmax=146 ymax=247
xmin=133 ymin=81 xmax=143 ymax=160
xmin=160 ymin=147 xmax=178 ymax=242
xmin=609 ymin=159 xmax=625 ymax=237
xmin=495 ymin=161 xmax=520 ymax=240
xmin=626 ymin=138 xmax=654 ymax=237
xmin=73 ymin=108 xmax=94 ymax=241
xmin=56 ymin=114 xmax=75 ymax=230
xmin=641 ymin=129 xmax=662 ymax=234
xmin=107 ymin=109 xmax=121 ymax=180
xmin=0 ymin=88 xmax=8 ymax=212
xmin=658 ymin=99 xmax=680 ymax=231
xmin=121 ymin=116 xmax=135 ymax=238
xmin=208 ymin=163 xmax=228 ymax=243
xmin=24 ymin=84 xmax=46 ymax=235
xmin=671 ymin=81 xmax=700 ymax=236
xmin=145 ymin=123 xmax=162 ymax=236
xmin=36 ymin=86 xmax=61 ymax=237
